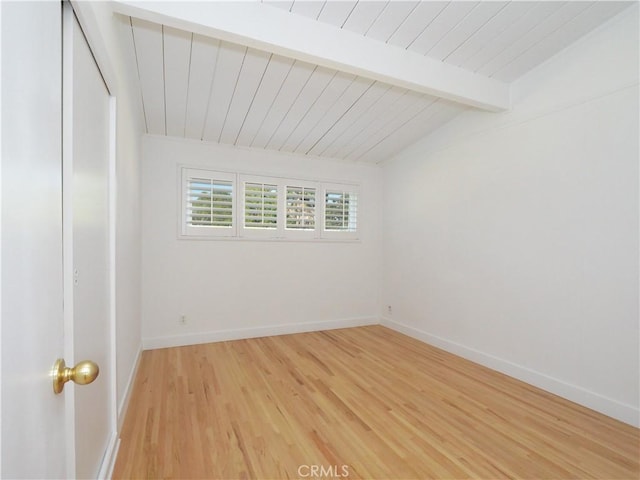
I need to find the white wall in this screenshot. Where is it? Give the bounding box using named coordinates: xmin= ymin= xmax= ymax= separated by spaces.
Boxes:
xmin=141 ymin=135 xmax=382 ymax=348
xmin=71 ymin=2 xmax=143 ymax=429
xmin=381 ymin=6 xmax=639 ymax=427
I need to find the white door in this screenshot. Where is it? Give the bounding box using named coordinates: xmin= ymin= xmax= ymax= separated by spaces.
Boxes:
xmin=62 ymin=4 xmax=115 ymax=479
xmin=1 ymin=2 xmax=67 ymax=477
xmin=1 ymin=2 xmax=114 ymax=478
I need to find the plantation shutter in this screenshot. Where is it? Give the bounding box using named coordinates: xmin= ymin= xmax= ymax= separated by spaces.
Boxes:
xmin=325 ymin=190 xmax=358 ymax=232
xmin=182 ymin=168 xmax=236 ymax=237
xmin=244 ymin=182 xmax=278 ymax=229
xmin=286 ymin=186 xmax=316 ymax=230
xmin=181 ymin=169 xmax=359 ymax=241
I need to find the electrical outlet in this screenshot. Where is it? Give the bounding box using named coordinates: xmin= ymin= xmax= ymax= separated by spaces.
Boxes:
xmin=387 ymin=305 xmax=392 ymax=315
xmin=179 ymin=315 xmax=187 ymax=325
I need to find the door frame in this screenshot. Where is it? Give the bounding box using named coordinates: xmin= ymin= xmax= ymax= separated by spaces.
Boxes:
xmin=62 ymin=3 xmax=118 ymax=477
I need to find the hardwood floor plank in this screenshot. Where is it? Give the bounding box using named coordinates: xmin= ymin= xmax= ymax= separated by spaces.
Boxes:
xmin=113 ymin=326 xmax=639 ymax=479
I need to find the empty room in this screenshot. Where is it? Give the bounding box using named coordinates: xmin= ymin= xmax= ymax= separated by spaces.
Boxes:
xmin=1 ymin=0 xmax=638 ymax=479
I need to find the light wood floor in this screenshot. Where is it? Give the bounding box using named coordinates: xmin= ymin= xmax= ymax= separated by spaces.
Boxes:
xmin=113 ymin=326 xmax=639 ymax=479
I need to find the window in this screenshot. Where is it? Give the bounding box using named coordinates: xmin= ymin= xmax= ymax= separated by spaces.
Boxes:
xmin=180 ymin=167 xmax=359 ymax=241
xmin=181 ymin=168 xmax=236 ymax=237
xmin=325 ymin=190 xmax=357 ymax=232
xmin=239 ymin=175 xmax=282 ymax=238
xmin=286 ymin=185 xmax=316 ymax=231
xmin=322 ymin=185 xmax=359 ymax=240
xmin=187 ymin=178 xmax=233 ymax=227
xmin=244 ymin=182 xmax=278 ymax=229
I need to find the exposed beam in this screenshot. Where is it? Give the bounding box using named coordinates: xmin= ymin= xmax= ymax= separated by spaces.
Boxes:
xmin=112 ymin=1 xmax=511 ymax=112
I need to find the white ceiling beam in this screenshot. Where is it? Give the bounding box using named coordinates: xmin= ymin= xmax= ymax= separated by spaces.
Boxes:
xmin=112 ymin=0 xmax=511 ymax=111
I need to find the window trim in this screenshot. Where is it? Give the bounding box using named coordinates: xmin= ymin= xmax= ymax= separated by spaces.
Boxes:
xmin=180 ymin=167 xmax=237 ymax=238
xmin=179 ymin=166 xmax=360 ymax=242
xmin=321 ymin=183 xmax=360 ymax=240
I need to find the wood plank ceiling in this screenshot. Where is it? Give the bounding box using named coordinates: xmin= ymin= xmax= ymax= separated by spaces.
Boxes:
xmin=119 ymin=1 xmax=631 ymax=164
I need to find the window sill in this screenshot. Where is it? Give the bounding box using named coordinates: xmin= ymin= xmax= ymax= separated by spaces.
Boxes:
xmin=177 ymin=234 xmax=361 ymax=244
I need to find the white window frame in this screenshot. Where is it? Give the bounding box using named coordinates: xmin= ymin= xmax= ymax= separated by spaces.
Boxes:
xmin=238 ymin=174 xmax=283 ymax=239
xmin=321 ymin=183 xmax=360 ymax=240
xmin=181 ymin=167 xmax=237 ymax=238
xmin=179 ymin=166 xmax=360 ymax=242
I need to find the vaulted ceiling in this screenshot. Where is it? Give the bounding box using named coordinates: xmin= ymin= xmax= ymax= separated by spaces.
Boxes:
xmin=114 ymin=1 xmax=632 ymax=164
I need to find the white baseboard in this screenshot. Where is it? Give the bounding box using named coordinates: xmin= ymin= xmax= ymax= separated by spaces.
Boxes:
xmin=97 ymin=431 xmax=119 ymax=480
xmin=98 ymin=344 xmax=141 ymax=479
xmin=117 ymin=344 xmax=143 ymax=433
xmin=381 ymin=317 xmax=639 ymax=428
xmin=142 ymin=316 xmax=378 ymax=350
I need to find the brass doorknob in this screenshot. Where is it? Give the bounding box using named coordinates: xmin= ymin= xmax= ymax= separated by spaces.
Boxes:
xmin=52 ymin=358 xmax=99 ymax=394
